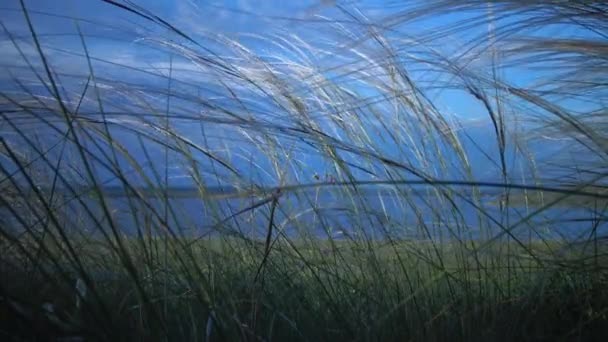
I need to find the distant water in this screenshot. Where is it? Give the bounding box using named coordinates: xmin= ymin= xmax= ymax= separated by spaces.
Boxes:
xmin=9 ymin=185 xmax=603 ymax=242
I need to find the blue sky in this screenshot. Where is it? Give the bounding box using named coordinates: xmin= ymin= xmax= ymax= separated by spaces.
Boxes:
xmin=0 ymin=0 xmax=594 ymax=188
xmin=0 ymin=0 xmax=505 ymax=119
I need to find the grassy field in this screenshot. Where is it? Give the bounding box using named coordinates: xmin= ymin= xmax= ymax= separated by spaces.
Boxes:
xmin=1 ymin=0 xmax=608 ymax=341
xmin=2 ymin=236 xmax=608 ymax=341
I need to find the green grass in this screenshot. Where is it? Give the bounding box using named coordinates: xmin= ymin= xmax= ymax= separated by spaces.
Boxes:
xmin=2 ymin=236 xmax=608 ymax=341
xmin=2 ymin=0 xmax=608 ymax=341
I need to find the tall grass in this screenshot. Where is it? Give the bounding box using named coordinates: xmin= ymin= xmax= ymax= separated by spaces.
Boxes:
xmin=1 ymin=0 xmax=607 ymax=340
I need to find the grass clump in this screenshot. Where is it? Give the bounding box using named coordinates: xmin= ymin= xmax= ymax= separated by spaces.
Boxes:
xmin=1 ymin=0 xmax=608 ymax=341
